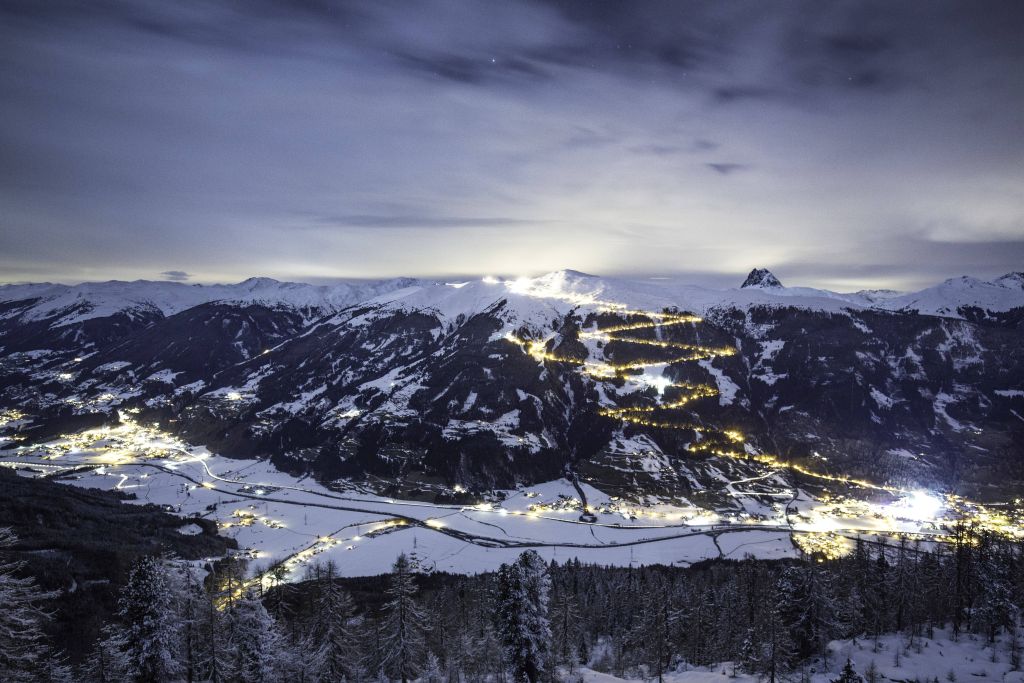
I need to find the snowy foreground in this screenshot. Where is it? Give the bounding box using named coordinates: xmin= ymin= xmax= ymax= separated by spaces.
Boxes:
xmin=580 ymin=629 xmax=1024 ymax=683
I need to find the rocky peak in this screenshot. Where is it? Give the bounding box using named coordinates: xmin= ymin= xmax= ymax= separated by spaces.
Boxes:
xmin=741 ymin=268 xmax=783 ymax=289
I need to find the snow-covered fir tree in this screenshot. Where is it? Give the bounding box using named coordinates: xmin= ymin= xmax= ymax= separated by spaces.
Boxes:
xmin=976 ymin=537 xmax=1017 ymax=642
xmin=422 ymin=651 xmax=444 ymax=683
xmin=303 ymin=561 xmax=359 ymax=682
xmin=550 ymin=571 xmax=583 ymax=674
xmin=0 ymin=528 xmax=67 ymax=682
xmin=380 ymin=552 xmax=429 ymax=683
xmin=497 ymin=550 xmax=552 ymax=683
xmin=228 ymin=588 xmax=288 ymax=683
xmin=832 ymin=659 xmax=864 ymax=683
xmin=172 ymin=562 xmax=209 ymax=683
xmin=777 ymin=563 xmax=843 ymax=661
xmin=81 ymin=623 xmax=129 ymax=683
xmin=636 ymin=575 xmax=674 ymax=683
xmin=113 ymin=554 xmax=183 ymax=683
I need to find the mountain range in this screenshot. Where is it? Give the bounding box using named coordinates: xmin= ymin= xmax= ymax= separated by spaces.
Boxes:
xmin=2 ymin=269 xmax=1022 ymax=505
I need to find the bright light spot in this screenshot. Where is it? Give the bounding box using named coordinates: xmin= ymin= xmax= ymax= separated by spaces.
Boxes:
xmin=638 ymin=373 xmax=673 ymax=395
xmin=482 ymin=276 xmax=500 ymax=284
xmin=425 ymin=519 xmax=445 ymax=528
xmin=226 ymin=392 xmax=243 ymax=401
xmin=445 ymin=282 xmax=469 ymax=288
xmin=890 ymin=490 xmax=943 ymax=521
xmin=201 ymin=482 xmax=216 ymax=489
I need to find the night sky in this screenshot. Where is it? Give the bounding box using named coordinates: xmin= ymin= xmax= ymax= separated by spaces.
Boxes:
xmin=1 ymin=1 xmax=1022 ymax=290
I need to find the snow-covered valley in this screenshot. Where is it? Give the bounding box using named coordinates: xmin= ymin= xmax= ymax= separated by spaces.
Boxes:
xmin=3 ymin=414 xmax=1020 ymax=586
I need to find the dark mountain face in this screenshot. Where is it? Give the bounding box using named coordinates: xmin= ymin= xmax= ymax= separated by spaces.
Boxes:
xmin=2 ymin=276 xmax=1022 ymax=503
xmin=741 ymin=268 xmax=783 ymax=289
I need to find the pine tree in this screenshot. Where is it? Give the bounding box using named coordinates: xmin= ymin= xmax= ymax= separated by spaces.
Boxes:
xmin=381 ymin=552 xmax=429 ymax=683
xmin=761 ymin=592 xmax=796 ymax=683
xmin=832 ymin=659 xmax=864 ymax=683
xmin=304 ymin=562 xmax=359 ymax=682
xmin=636 ymin=576 xmax=674 ymax=682
xmin=497 ymin=550 xmax=552 ymax=683
xmin=203 ymin=585 xmax=234 ymax=683
xmin=116 ymin=555 xmax=182 ymax=683
xmin=81 ymin=624 xmax=129 ymax=683
xmin=976 ymin=537 xmax=1016 ymax=643
xmin=0 ymin=528 xmax=66 ymax=683
xmin=777 ymin=564 xmax=842 ymax=661
xmin=173 ymin=562 xmax=208 ymax=683
xmin=423 ymin=651 xmax=444 ymax=683
xmin=229 ymin=588 xmax=287 ymax=683
xmin=550 ymin=577 xmax=583 ymax=673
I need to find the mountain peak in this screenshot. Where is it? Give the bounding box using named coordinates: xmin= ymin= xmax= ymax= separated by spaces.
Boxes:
xmin=238 ymin=277 xmax=282 ymax=288
xmin=994 ymin=272 xmax=1024 ymax=290
xmin=741 ymin=268 xmax=783 ymax=289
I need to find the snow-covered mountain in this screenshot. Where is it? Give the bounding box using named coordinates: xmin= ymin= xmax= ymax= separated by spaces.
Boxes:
xmin=878 ymin=273 xmax=1024 ymax=318
xmin=3 ymin=268 xmax=1021 ymax=329
xmin=0 ymin=276 xmax=420 ymax=327
xmin=740 ymin=268 xmax=783 ymax=289
xmin=2 ymin=268 xmax=1022 ymax=502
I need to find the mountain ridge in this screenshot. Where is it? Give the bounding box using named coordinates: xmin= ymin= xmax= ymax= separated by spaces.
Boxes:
xmin=2 ymin=267 xmax=1022 ymax=503
xmin=4 ymin=269 xmax=1024 ymax=323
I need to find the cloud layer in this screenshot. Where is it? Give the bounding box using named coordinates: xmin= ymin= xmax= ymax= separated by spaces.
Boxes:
xmin=1 ymin=0 xmax=1022 ymax=290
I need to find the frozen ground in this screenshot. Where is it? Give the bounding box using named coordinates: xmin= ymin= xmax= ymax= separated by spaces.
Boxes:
xmin=579 ymin=628 xmax=1024 ymax=682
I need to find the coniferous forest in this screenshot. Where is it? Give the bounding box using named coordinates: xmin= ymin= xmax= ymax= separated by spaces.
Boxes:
xmin=4 ymin=523 xmax=1024 ymax=683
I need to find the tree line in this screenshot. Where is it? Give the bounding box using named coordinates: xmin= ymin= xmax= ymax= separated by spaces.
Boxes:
xmin=4 ymin=523 xmax=1024 ymax=682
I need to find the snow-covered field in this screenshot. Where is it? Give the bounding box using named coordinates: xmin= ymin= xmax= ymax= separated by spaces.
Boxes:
xmin=4 ymin=416 xmax=1006 ymax=586
xmin=580 ymin=628 xmax=1024 ymax=683
xmin=0 ymin=422 xmax=794 ymax=580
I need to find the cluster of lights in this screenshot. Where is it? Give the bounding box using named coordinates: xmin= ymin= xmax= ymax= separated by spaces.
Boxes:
xmin=794 ymin=532 xmax=853 ymax=560
xmin=7 ymin=351 xmax=1024 ymax=591
xmin=0 ymin=409 xmax=26 ymax=427
xmin=506 ymin=308 xmax=741 ymax=452
xmin=501 ymin=295 xmax=1024 ymax=546
xmin=219 ymin=508 xmax=284 ymax=530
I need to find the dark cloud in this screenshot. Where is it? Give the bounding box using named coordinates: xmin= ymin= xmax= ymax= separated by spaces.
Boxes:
xmin=160 ymin=270 xmax=191 ymax=281
xmin=706 ymin=163 xmax=748 ymax=176
xmin=713 ymin=86 xmax=786 ymax=104
xmin=690 ymin=140 xmax=719 ymax=153
xmin=825 ymin=34 xmax=891 ymax=56
xmin=298 ymin=214 xmax=551 ymax=230
xmin=394 ymin=51 xmax=551 ymax=85
xmin=630 ymin=144 xmax=684 ymax=157
xmin=0 ymin=0 xmax=1022 ymax=287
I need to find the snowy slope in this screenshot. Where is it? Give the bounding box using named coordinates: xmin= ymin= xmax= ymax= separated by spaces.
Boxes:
xmin=2 ymin=269 xmax=1020 ymax=329
xmin=581 ymin=628 xmax=1024 ymax=683
xmin=0 ymin=276 xmax=420 ymax=326
xmin=878 ymin=273 xmax=1024 ymax=317
xmin=353 ymin=268 xmax=1024 ymax=323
